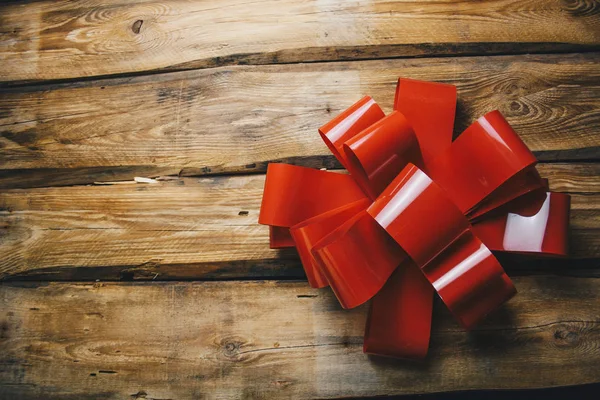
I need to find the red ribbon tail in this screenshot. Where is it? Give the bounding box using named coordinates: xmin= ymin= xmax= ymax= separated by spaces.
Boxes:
xmin=364 ymin=261 xmax=434 ymax=360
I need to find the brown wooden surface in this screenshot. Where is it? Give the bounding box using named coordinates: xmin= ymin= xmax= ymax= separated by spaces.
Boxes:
xmin=1 ymin=0 xmax=599 ymax=83
xmin=0 ymin=163 xmax=599 ymax=281
xmin=1 ymin=53 xmax=600 ymax=189
xmin=1 ymin=277 xmax=599 ymax=399
xmin=1 ymin=0 xmax=600 ymax=398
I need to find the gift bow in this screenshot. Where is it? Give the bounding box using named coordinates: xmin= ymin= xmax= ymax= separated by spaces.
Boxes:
xmin=258 ymin=78 xmax=570 ymax=359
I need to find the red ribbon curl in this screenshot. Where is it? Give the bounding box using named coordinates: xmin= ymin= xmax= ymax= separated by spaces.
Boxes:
xmin=258 ymin=78 xmax=570 ymax=359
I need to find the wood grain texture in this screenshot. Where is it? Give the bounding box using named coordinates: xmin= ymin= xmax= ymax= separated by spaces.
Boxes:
xmin=1 ymin=53 xmax=599 ymax=189
xmin=0 ymin=163 xmax=598 ymax=281
xmin=1 ymin=1 xmax=598 ymax=397
xmin=1 ymin=0 xmax=599 ymax=83
xmin=1 ymin=277 xmax=599 ymax=399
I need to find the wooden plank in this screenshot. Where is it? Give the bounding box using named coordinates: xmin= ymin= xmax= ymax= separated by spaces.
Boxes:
xmin=0 ymin=163 xmax=598 ymax=281
xmin=1 ymin=0 xmax=599 ymax=83
xmin=1 ymin=53 xmax=599 ymax=189
xmin=1 ymin=277 xmax=599 ymax=399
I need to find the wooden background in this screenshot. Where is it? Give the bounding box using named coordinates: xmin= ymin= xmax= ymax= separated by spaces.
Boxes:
xmin=1 ymin=1 xmax=599 ymax=398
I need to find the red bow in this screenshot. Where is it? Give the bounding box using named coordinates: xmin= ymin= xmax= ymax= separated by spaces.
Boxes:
xmin=258 ymin=78 xmax=570 ymax=359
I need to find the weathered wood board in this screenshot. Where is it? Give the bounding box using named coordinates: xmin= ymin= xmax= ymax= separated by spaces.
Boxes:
xmin=1 ymin=53 xmax=599 ymax=189
xmin=1 ymin=0 xmax=599 ymax=397
xmin=0 ymin=163 xmax=598 ymax=281
xmin=1 ymin=0 xmax=599 ymax=83
xmin=1 ymin=278 xmax=599 ymax=399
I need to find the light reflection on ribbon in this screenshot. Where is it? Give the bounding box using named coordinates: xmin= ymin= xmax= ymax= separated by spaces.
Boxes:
xmin=374 ymin=170 xmax=431 ymax=229
xmin=503 ymin=193 xmax=551 ymax=252
xmin=433 ymin=242 xmax=489 ymax=291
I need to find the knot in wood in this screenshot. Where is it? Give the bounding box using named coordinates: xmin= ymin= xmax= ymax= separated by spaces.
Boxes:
xmin=553 ymin=325 xmax=580 ymax=346
xmin=561 ymin=0 xmax=599 ymax=17
xmin=223 ymin=340 xmax=241 ymax=357
xmin=132 ymin=20 xmax=143 ymax=34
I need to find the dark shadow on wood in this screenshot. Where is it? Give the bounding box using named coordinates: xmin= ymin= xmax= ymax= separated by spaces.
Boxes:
xmin=335 ymin=383 xmax=599 ymax=399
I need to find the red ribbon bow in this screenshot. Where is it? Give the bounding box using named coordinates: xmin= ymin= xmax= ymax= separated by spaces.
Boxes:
xmin=258 ymin=78 xmax=570 ymax=359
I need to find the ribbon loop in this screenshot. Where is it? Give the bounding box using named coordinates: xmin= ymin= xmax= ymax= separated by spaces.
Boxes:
xmin=290 ymin=199 xmax=370 ymax=288
xmin=422 ymin=231 xmax=516 ymax=329
xmin=343 ymin=111 xmax=421 ymax=199
xmin=394 ymin=78 xmax=457 ymax=167
xmin=319 ymin=96 xmax=385 ymax=169
xmin=428 ymin=110 xmax=539 ymax=214
xmin=368 ymin=164 xmax=469 ymax=267
xmin=473 ymin=191 xmax=570 ymax=255
xmin=311 ymin=211 xmax=405 ymax=309
xmin=258 ymin=163 xmax=365 ymax=230
xmin=366 ymin=164 xmax=516 ymax=329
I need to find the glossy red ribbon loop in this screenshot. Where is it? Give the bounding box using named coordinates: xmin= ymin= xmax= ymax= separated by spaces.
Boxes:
xmin=428 ymin=110 xmax=541 ymax=215
xmin=319 ymin=96 xmax=385 ymax=171
xmin=368 ymin=164 xmax=469 ymax=267
xmin=344 ymin=111 xmax=420 ymax=199
xmin=472 ymin=191 xmax=570 ymax=256
xmin=366 ymin=164 xmax=516 ymax=329
xmin=290 ymin=199 xmax=370 ymax=288
xmin=394 ymin=78 xmax=457 ymax=168
xmin=258 ymin=77 xmax=570 ymax=360
xmin=258 ymin=163 xmax=366 ymax=249
xmin=312 ymin=210 xmax=405 ymax=309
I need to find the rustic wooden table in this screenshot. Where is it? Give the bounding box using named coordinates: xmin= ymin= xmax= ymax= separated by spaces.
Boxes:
xmin=1 ymin=1 xmax=599 ymax=399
